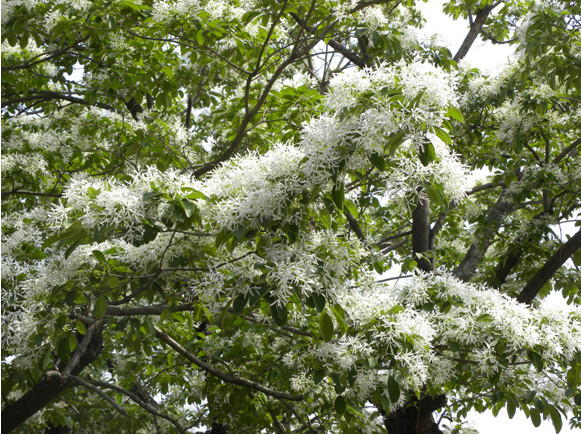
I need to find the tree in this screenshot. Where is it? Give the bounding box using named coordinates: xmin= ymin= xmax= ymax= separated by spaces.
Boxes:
xmin=2 ymin=0 xmax=581 ymax=432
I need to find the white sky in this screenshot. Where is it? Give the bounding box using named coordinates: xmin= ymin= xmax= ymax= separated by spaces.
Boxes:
xmin=418 ymin=2 xmax=574 ymax=433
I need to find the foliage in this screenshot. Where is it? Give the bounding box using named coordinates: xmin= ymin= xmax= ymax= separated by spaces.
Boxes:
xmin=2 ymin=0 xmax=581 ymax=433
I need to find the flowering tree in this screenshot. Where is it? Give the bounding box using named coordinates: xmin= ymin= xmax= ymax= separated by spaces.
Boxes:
xmin=2 ymin=0 xmax=581 ymax=432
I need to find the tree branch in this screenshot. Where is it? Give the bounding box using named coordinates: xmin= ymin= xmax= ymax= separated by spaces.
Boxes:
xmin=289 ymin=13 xmax=366 ymax=68
xmin=193 ymin=20 xmax=337 ymax=177
xmin=154 ymin=326 xmax=303 ymax=401
xmin=553 ymin=137 xmax=581 ymax=165
xmin=58 ymin=373 xmax=128 ymax=416
xmin=453 ymin=5 xmax=494 ymax=62
xmin=412 ymin=195 xmax=433 ymax=272
xmin=1 ymin=90 xmax=119 ymax=112
xmin=345 ymin=210 xmax=366 ymax=242
xmin=67 ymin=376 xmax=186 ymax=432
xmin=106 ymin=303 xmax=194 ymax=317
xmin=1 ymin=189 xmax=63 ymax=198
xmin=62 ymin=319 xmax=105 ymax=375
xmin=1 ymin=325 xmax=105 ymax=432
xmin=454 ymin=187 xmax=515 ymax=281
xmin=516 ymin=227 xmax=581 ymax=304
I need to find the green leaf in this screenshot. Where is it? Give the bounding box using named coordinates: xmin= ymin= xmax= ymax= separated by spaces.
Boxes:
xmin=215 ymin=228 xmax=231 ymax=248
xmin=424 ymin=183 xmax=442 ymax=206
xmin=446 ymin=105 xmax=464 ymax=123
xmin=530 ymin=408 xmax=541 ymax=427
xmin=575 ymin=393 xmax=581 ymax=406
xmin=181 ymin=187 xmax=207 ymax=201
xmin=196 ymin=31 xmax=205 ymax=46
xmin=160 ymin=308 xmax=172 ymax=322
xmin=57 ymin=335 xmax=71 ymax=362
xmin=232 ymin=294 xmax=247 ymax=314
xmin=528 ymin=350 xmax=544 ymax=372
xmin=386 ymin=131 xmax=406 ymax=155
xmin=320 ymin=208 xmax=331 ymax=229
xmin=331 ymin=374 xmax=345 ymax=394
xmin=270 ymin=303 xmax=288 ymax=326
xmin=369 ymin=153 xmax=386 ymax=171
xmin=548 ymin=405 xmax=562 ymax=433
xmin=524 ymin=390 xmax=537 ymax=403
xmin=182 ymin=199 xmax=196 ymax=218
xmin=381 ymin=395 xmax=390 ymax=412
xmin=68 ymin=333 xmax=77 ymax=352
xmin=313 ymin=370 xmax=325 ymax=385
xmin=506 ymin=401 xmax=516 ymax=419
xmin=143 ymin=191 xmax=159 ymax=201
xmin=311 ymin=292 xmax=326 ymax=313
xmin=344 ymin=199 xmax=359 ymax=218
xmin=94 ymin=296 xmax=108 ymax=319
xmin=433 ymin=126 xmax=452 ymax=145
xmin=331 ymin=184 xmax=344 ymax=212
xmin=92 ymin=250 xmax=107 ymax=264
xmin=334 ymin=396 xmax=347 ymax=414
xmin=320 ymin=312 xmax=334 ymax=342
xmin=76 ymin=321 xmax=86 ymax=335
xmin=572 ymin=249 xmax=581 ymax=267
xmin=387 ymin=375 xmax=400 ymax=403
xmin=418 ymin=141 xmax=436 ymax=166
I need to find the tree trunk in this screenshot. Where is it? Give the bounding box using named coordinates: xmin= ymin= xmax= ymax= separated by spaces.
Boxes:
xmin=383 ymin=394 xmax=447 ymax=434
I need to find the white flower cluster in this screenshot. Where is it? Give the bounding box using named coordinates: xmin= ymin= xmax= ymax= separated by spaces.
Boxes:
xmin=275 ymin=272 xmax=581 ymax=412
xmin=151 ymin=0 xmax=250 ymax=24
xmin=48 ymin=175 xmax=147 ymax=240
xmin=385 ymin=134 xmax=474 ymax=204
xmin=203 ymin=143 xmax=305 ymax=229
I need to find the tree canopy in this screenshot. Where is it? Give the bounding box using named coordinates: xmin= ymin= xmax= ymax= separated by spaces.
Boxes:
xmin=2 ymin=0 xmax=581 ymax=432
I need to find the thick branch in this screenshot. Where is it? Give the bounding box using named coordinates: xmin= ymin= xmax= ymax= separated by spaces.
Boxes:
xmin=516 ymin=227 xmax=581 ymax=304
xmin=345 ymin=210 xmax=366 ymax=242
xmin=454 ymin=187 xmax=515 ymax=281
xmin=553 ymin=137 xmax=581 ymax=165
xmin=493 ymin=211 xmax=552 ymax=286
xmin=412 ymin=196 xmax=433 ymax=272
xmin=1 ymin=45 xmax=75 ymax=71
xmin=62 ymin=319 xmax=104 ymax=375
xmin=453 ymin=5 xmax=493 ymax=62
xmin=154 ymin=326 xmax=302 ymax=401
